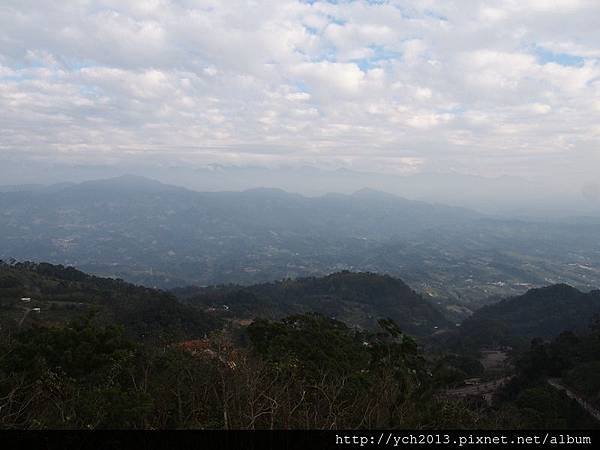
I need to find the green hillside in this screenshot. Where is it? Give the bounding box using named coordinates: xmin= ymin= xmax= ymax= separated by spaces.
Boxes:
xmin=453 ymin=284 xmax=600 ymax=349
xmin=0 ymin=261 xmax=219 ymax=341
xmin=176 ymin=271 xmax=450 ymax=336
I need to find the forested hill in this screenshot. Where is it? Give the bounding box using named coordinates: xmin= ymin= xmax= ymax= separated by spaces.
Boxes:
xmin=0 ymin=261 xmax=219 ymax=341
xmin=2 ymin=261 xmax=599 ymax=429
xmin=452 ymin=284 xmax=600 ymax=348
xmin=1 ymin=262 xmax=448 ymax=339
xmin=174 ymin=271 xmax=450 ymax=336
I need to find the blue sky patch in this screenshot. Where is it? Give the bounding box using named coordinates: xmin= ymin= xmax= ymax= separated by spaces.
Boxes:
xmin=355 ymin=45 xmax=401 ymax=70
xmin=535 ymin=47 xmax=584 ymax=67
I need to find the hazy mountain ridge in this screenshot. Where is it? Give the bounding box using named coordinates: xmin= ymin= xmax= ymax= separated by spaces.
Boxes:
xmin=2 ymin=163 xmax=598 ymax=217
xmin=1 ymin=176 xmax=599 ymax=303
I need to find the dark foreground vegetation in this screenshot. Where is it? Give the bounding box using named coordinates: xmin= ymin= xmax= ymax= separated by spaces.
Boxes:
xmin=1 ymin=261 xmax=599 ymax=429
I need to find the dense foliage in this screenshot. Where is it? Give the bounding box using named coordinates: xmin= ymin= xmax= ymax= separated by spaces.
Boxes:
xmin=442 ymin=284 xmax=600 ymax=350
xmin=0 ymin=261 xmax=598 ymax=430
xmin=490 ymin=321 xmax=600 ymax=428
xmin=0 ymin=261 xmax=220 ymax=342
xmin=0 ymin=313 xmax=476 ymax=429
xmin=178 ymin=271 xmax=450 ymax=336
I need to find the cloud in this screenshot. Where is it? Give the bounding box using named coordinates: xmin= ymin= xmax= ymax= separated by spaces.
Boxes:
xmin=0 ymin=0 xmax=599 ymax=181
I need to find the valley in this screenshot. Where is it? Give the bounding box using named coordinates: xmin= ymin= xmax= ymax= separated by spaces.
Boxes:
xmin=1 ymin=177 xmax=599 ymax=309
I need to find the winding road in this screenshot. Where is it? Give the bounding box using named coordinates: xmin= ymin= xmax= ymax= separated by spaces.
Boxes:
xmin=547 ymin=378 xmax=600 ymax=422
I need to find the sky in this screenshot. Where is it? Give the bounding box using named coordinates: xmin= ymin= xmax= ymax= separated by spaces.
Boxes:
xmin=1 ymin=0 xmax=599 ymax=185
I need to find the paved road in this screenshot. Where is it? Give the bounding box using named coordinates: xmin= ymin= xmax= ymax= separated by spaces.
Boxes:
xmin=442 ymin=377 xmax=512 ymax=405
xmin=547 ymin=378 xmax=600 ymax=422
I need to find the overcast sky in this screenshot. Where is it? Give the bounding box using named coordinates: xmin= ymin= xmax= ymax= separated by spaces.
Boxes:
xmin=1 ymin=0 xmax=599 ymax=182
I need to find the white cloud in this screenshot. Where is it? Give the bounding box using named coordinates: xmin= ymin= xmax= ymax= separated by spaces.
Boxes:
xmin=0 ymin=0 xmax=599 ymax=180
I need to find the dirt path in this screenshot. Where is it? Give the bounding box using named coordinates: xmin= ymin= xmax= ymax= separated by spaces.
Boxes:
xmin=480 ymin=350 xmax=508 ymax=371
xmin=18 ymin=307 xmax=31 ymax=328
xmin=547 ymin=378 xmax=600 ymax=422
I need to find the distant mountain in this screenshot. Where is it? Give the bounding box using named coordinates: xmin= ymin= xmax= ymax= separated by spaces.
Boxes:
xmin=0 ymin=176 xmax=481 ymax=285
xmin=0 ymin=182 xmax=76 ymax=193
xmin=175 ymin=271 xmax=450 ymax=336
xmin=453 ymin=284 xmax=600 ymax=348
xmin=0 ymin=261 xmax=218 ymax=341
xmin=0 ymin=184 xmax=46 ymax=193
xmin=4 ymin=161 xmax=597 ymax=216
xmin=1 ymin=176 xmax=599 ymax=303
xmin=71 ymin=174 xmax=180 ymax=194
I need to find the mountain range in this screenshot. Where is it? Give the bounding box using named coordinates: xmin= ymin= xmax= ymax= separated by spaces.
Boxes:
xmin=1 ymin=176 xmax=599 ymax=305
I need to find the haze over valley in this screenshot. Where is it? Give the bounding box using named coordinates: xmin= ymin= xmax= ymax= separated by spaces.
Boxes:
xmin=2 ymin=175 xmax=599 ymax=310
